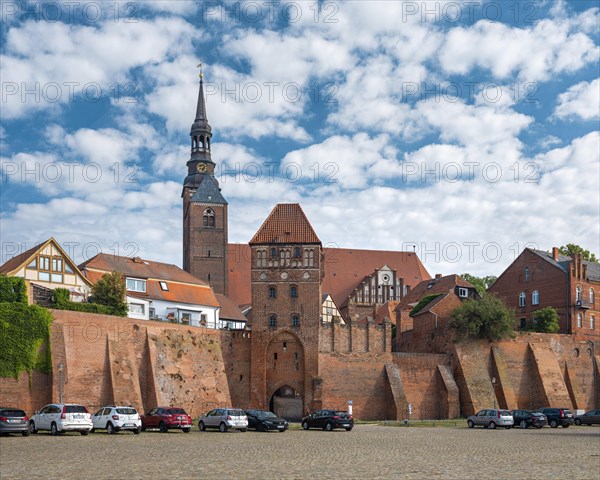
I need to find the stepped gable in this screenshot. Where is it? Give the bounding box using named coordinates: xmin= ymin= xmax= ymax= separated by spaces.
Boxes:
xmin=249 ymin=203 xmax=321 ymax=245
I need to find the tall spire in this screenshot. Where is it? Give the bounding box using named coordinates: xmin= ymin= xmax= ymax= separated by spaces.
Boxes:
xmin=195 ymin=70 xmax=208 ymax=123
xmin=189 ymin=63 xmax=213 ymax=166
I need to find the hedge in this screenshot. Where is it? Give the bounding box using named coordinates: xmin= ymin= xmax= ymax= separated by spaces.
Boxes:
xmin=50 ymin=288 xmax=115 ymax=315
xmin=0 ymin=302 xmax=53 ymax=378
xmin=0 ymin=276 xmax=28 ymax=304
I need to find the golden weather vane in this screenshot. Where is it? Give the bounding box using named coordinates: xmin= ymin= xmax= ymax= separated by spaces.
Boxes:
xmin=197 ymin=62 xmax=203 ymax=79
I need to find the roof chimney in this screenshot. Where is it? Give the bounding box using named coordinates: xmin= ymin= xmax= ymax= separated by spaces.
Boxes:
xmin=552 ymin=247 xmax=559 ymax=261
xmin=435 ymin=273 xmax=442 ymax=279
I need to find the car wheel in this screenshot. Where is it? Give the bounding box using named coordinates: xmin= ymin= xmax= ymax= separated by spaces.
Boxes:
xmin=574 ymin=419 xmax=581 ymax=426
xmin=29 ymin=421 xmax=37 ymax=434
xmin=467 ymin=420 xmax=474 ymax=429
xmin=550 ymin=420 xmax=558 ymax=428
xmin=345 ymin=427 xmax=353 ymax=431
xmin=199 ymin=421 xmax=206 ymax=431
xmin=159 ymin=422 xmax=168 ymax=433
xmin=133 ymin=427 xmax=141 ymax=434
xmin=141 ymin=425 xmax=146 ymax=432
xmin=240 ymin=428 xmax=247 ymax=433
xmin=325 ymin=422 xmax=334 ymax=431
xmin=107 ymin=423 xmax=115 ymax=435
xmin=90 ymin=428 xmax=96 ymax=434
xmin=22 ymin=430 xmax=30 ymax=437
xmin=219 ymin=422 xmax=227 ymax=433
xmin=80 ymin=430 xmax=89 ymax=436
xmin=488 ymin=422 xmax=496 ymax=430
xmin=50 ymin=422 xmax=59 ymax=436
xmin=536 ymin=425 xmax=543 ymax=429
xmin=258 ymin=423 xmax=267 ymax=432
xmin=302 ymin=422 xmax=309 ymax=430
xmin=183 ymin=427 xmax=191 ymax=433
xmin=519 ymin=420 xmax=528 ymax=429
xmin=561 ymin=424 xmax=569 ymax=428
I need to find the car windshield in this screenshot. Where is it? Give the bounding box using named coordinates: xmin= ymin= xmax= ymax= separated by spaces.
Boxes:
xmin=334 ymin=411 xmax=348 ymax=416
xmin=0 ymin=409 xmax=26 ymax=417
xmin=168 ymin=408 xmax=186 ymax=415
xmin=116 ymin=408 xmax=137 ymax=415
xmin=65 ymin=405 xmax=88 ymax=413
xmin=229 ymin=410 xmax=245 ymax=416
xmin=256 ymin=411 xmax=277 ymax=418
xmin=532 ymin=412 xmax=544 ymax=417
xmin=499 ymin=410 xmax=511 ymax=416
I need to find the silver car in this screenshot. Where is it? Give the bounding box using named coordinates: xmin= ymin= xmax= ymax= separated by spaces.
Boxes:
xmin=467 ymin=409 xmax=514 ymax=429
xmin=198 ymin=408 xmax=248 ymax=433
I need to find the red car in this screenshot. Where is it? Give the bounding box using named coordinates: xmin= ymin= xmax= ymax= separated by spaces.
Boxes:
xmin=140 ymin=407 xmax=192 ymax=433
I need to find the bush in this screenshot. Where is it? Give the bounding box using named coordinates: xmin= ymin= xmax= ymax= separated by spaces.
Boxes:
xmin=90 ymin=271 xmax=128 ymax=317
xmin=50 ymin=287 xmax=114 ymax=315
xmin=450 ymin=293 xmax=516 ymax=341
xmin=410 ymin=294 xmax=444 ymax=317
xmin=530 ymin=307 xmax=560 ymax=333
xmin=0 ymin=302 xmax=53 ymax=378
xmin=0 ymin=276 xmax=28 ymax=304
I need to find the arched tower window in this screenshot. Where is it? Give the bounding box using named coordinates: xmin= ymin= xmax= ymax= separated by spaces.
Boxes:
xmin=532 ymin=290 xmax=539 ymax=305
xmin=519 ymin=292 xmax=526 ymax=307
xmin=269 ymin=314 xmax=277 ymax=328
xmin=290 ymin=285 xmax=298 ymax=299
xmin=269 ymin=286 xmax=277 ymax=299
xmin=590 ymin=288 xmax=595 ymax=304
xmin=576 ymin=285 xmax=582 ymax=302
xmin=291 ymin=314 xmax=300 ymax=328
xmin=203 ymin=208 xmax=215 ymax=228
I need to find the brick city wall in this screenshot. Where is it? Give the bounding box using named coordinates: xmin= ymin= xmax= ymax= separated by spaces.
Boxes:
xmin=221 ymin=330 xmax=252 ymax=408
xmin=319 ymin=321 xmax=392 ymax=353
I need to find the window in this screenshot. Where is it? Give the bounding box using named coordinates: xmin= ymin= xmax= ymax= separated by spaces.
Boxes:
xmin=52 ymin=258 xmax=63 ymax=272
xmin=274 ymin=352 xmax=277 ymax=369
xmin=200 ymin=314 xmax=207 ymax=325
xmin=38 ymin=272 xmax=50 ymax=281
xmin=65 ymin=264 xmax=73 ymax=273
xmin=149 ymin=308 xmax=156 ymax=318
xmin=591 ymin=315 xmax=595 ymax=330
xmin=290 ymin=286 xmax=298 ymax=299
xmin=525 ymin=267 xmax=530 ymax=281
xmin=159 ymin=281 xmax=169 ymax=291
xmin=129 ymin=303 xmax=145 ymax=315
xmin=39 ymin=256 xmax=50 ymax=271
xmin=577 ymin=313 xmax=582 ymax=328
xmin=27 ymin=259 xmax=36 ymax=269
xmin=203 ymin=208 xmax=215 ymax=227
xmin=51 ymin=273 xmax=63 ymax=283
xmin=126 ymin=278 xmax=146 ymax=292
xmin=292 ymin=314 xmax=300 ymax=328
xmin=257 ymin=250 xmax=267 ymax=268
xmin=576 ymin=285 xmax=582 ymax=302
xmin=294 ymin=352 xmax=299 ymax=370
xmin=269 ymin=315 xmax=277 ymax=328
xmin=519 ymin=292 xmax=526 ymax=307
xmin=458 ymin=287 xmax=468 ymax=298
xmin=181 ymin=313 xmax=191 ymax=324
xmin=269 ymin=286 xmax=277 ymax=299
xmin=532 ymin=290 xmax=539 ymax=305
xmin=519 ymin=318 xmax=527 ymax=330
xmin=270 ymin=248 xmax=277 ymax=258
xmin=590 ymin=288 xmax=595 ymax=304
xmin=294 ymin=247 xmax=302 ymax=258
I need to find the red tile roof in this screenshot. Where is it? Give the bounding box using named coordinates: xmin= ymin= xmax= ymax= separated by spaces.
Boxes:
xmin=249 ymin=204 xmax=321 ymax=245
xmin=396 ymin=274 xmax=474 ymax=311
xmin=226 ymin=244 xmax=430 ymax=308
xmin=0 ymin=240 xmax=46 ymax=275
xmin=215 ymin=293 xmax=247 ymax=322
xmin=80 ymin=254 xmax=219 ymax=307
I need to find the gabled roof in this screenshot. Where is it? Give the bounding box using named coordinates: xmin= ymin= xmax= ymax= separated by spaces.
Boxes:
xmin=190 ymin=175 xmax=227 ymax=205
xmin=226 ymin=244 xmax=430 ymax=307
xmin=396 ymin=274 xmax=474 ymax=311
xmin=0 ymin=237 xmax=92 ymax=286
xmin=249 ymin=204 xmax=321 ymax=245
xmin=357 ymin=301 xmax=399 ymax=325
xmin=215 ymin=293 xmax=247 ymax=322
xmin=530 ymin=249 xmax=600 ymax=282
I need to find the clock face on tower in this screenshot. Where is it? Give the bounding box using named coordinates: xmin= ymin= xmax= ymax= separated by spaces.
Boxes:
xmin=197 ymin=163 xmax=207 ymax=173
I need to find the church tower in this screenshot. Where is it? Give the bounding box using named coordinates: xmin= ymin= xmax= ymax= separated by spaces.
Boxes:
xmin=182 ymin=70 xmax=228 ymax=295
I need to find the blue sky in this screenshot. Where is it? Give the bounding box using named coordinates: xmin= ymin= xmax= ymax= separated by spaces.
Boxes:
xmin=1 ymin=0 xmax=599 ymax=278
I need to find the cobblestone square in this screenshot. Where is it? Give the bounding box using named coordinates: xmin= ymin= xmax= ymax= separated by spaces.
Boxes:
xmin=1 ymin=424 xmax=599 ymax=479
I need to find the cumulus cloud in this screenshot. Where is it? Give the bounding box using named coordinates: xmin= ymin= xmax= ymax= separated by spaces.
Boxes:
xmin=554 ymin=78 xmax=600 ymax=120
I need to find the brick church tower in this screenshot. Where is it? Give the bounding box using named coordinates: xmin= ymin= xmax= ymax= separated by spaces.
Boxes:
xmin=182 ymin=73 xmax=228 ymax=295
xmin=248 ymin=204 xmax=323 ymax=419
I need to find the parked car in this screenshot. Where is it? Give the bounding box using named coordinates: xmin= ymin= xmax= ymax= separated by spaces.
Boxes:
xmin=29 ymin=403 xmax=92 ymax=435
xmin=574 ymin=410 xmax=600 ymax=426
xmin=511 ymin=410 xmax=547 ymax=429
xmin=535 ymin=408 xmax=574 ymax=428
xmin=0 ymin=407 xmax=30 ymax=436
xmin=198 ymin=408 xmax=248 ymax=432
xmin=467 ymin=409 xmax=513 ymax=429
xmin=140 ymin=407 xmax=192 ymax=433
xmin=301 ymin=410 xmax=353 ymax=431
xmin=91 ymin=405 xmax=142 ymax=434
xmin=245 ymin=409 xmax=288 ymax=432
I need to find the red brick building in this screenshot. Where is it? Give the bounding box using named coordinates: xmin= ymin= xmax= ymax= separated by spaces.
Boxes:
xmin=489 ymin=248 xmax=599 ymax=339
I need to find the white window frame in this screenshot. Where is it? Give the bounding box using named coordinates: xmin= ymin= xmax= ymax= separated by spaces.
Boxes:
xmin=591 ymin=315 xmax=595 ymax=330
xmin=159 ymin=281 xmax=169 ymax=291
xmin=519 ymin=292 xmax=526 ymax=307
xmin=126 ymin=277 xmax=147 ymax=293
xmin=458 ymin=287 xmax=468 ymax=298
xmin=577 ymin=313 xmax=582 ymax=328
xmin=532 ymin=290 xmax=539 ymax=305
xmin=129 ymin=303 xmax=145 ymax=314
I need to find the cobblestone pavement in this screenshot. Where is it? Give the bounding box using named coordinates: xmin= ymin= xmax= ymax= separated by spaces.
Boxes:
xmin=1 ymin=424 xmax=599 ymax=480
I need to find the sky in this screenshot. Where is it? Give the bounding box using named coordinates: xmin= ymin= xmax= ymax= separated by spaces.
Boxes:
xmin=1 ymin=0 xmax=599 ymax=279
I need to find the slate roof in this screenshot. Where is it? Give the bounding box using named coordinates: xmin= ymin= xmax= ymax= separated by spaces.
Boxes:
xmin=226 ymin=244 xmax=430 ymax=308
xmin=530 ymin=249 xmax=600 ymax=282
xmin=249 ymin=204 xmax=321 ymax=245
xmin=190 ymin=175 xmax=227 ymax=205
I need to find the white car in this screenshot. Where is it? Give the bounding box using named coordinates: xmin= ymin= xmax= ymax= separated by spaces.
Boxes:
xmin=92 ymin=406 xmax=142 ymax=434
xmin=29 ymin=403 xmax=93 ymax=435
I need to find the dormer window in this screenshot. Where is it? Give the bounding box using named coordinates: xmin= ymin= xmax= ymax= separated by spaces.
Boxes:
xmin=159 ymin=281 xmax=169 ymax=291
xmin=458 ymin=287 xmax=468 ymax=298
xmin=126 ymin=277 xmax=146 ymax=293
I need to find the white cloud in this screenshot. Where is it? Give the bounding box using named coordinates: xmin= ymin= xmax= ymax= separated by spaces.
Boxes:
xmin=554 ymin=78 xmax=600 ymax=120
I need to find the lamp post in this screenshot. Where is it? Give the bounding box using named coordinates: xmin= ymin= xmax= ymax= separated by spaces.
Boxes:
xmin=58 ymin=363 xmax=64 ymax=404
xmin=491 ymin=377 xmax=497 ymax=410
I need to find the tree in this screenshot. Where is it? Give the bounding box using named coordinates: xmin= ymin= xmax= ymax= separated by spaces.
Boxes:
xmin=90 ymin=271 xmax=127 ymax=317
xmin=460 ymin=274 xmax=498 ymax=296
xmin=450 ymin=293 xmax=516 ymax=341
xmin=559 ymin=244 xmax=598 ymax=263
xmin=530 ymin=307 xmax=560 ymax=333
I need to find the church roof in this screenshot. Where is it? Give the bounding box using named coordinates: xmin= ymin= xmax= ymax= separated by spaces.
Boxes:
xmin=190 ymin=175 xmax=227 ymax=205
xmin=249 ymin=203 xmax=321 ymax=245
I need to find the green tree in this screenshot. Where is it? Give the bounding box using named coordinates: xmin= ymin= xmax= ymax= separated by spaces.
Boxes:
xmin=0 ymin=276 xmax=28 ymax=304
xmin=90 ymin=271 xmax=127 ymax=317
xmin=460 ymin=274 xmax=498 ymax=296
xmin=450 ymin=292 xmax=516 ymax=341
xmin=530 ymin=307 xmax=560 ymax=333
xmin=558 ymin=244 xmax=598 ymax=263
